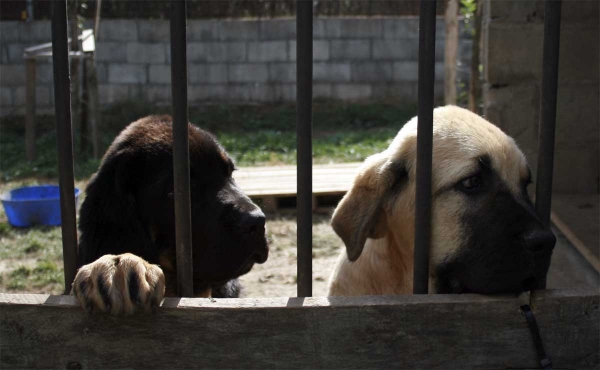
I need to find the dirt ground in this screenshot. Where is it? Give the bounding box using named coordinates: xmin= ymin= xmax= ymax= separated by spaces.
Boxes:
xmin=239 ymin=211 xmax=342 ymax=298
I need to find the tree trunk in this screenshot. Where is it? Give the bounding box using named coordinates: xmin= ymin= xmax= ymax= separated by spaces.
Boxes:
xmin=444 ymin=0 xmax=459 ymax=105
xmin=469 ymin=0 xmax=483 ymax=113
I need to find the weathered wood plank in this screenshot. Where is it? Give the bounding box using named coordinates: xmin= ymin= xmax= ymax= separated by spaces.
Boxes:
xmin=1 ymin=289 xmax=598 ymax=369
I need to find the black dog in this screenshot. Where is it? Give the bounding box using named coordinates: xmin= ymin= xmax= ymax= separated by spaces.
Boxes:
xmin=73 ymin=115 xmax=268 ymax=314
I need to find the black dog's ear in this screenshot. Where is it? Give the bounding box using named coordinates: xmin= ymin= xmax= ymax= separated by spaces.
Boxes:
xmin=331 ymin=155 xmax=403 ymax=262
xmin=77 ymin=149 xmax=157 ymax=266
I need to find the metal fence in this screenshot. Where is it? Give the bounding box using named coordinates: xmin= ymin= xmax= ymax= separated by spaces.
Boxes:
xmin=50 ymin=0 xmax=561 ymax=297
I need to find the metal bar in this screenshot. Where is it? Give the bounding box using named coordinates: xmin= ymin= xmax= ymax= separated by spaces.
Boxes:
xmin=296 ymin=0 xmax=313 ymax=298
xmin=413 ymin=0 xmax=437 ymax=294
xmin=170 ymin=0 xmax=194 ymax=298
xmin=51 ymin=0 xmax=78 ymax=295
xmin=535 ymin=0 xmax=562 ymax=227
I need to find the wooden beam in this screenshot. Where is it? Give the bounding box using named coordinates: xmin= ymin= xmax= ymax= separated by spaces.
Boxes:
xmin=1 ymin=288 xmax=597 ymax=369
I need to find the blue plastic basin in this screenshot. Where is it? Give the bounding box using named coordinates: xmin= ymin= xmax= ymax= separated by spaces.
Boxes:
xmin=1 ymin=185 xmax=80 ymax=227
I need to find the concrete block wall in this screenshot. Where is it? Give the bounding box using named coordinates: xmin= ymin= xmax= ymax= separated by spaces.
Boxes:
xmin=0 ymin=17 xmax=473 ymax=115
xmin=483 ymin=1 xmax=599 ymax=194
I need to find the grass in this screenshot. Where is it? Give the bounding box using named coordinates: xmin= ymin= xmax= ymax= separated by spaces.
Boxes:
xmin=0 ymin=100 xmax=416 ymax=181
xmin=0 ymin=100 xmax=416 ymax=295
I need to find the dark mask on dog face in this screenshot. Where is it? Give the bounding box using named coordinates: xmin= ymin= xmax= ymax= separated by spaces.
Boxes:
xmin=433 ymin=156 xmax=555 ymax=294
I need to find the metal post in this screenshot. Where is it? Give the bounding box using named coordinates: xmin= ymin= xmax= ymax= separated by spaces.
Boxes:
xmin=296 ymin=0 xmax=313 ymax=298
xmin=170 ymin=0 xmax=194 ymax=298
xmin=51 ymin=0 xmax=78 ymax=295
xmin=413 ymin=0 xmax=437 ymax=294
xmin=535 ymin=0 xmax=562 ymax=227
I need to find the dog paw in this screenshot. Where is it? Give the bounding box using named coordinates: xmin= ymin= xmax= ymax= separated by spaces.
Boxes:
xmin=72 ymin=253 xmax=165 ymax=315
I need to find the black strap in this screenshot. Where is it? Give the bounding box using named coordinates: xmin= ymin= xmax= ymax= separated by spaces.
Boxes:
xmin=521 ymin=304 xmax=553 ymax=370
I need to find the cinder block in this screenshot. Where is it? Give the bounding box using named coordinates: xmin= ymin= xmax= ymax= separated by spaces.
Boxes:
xmin=372 ymin=40 xmax=418 ymax=61
xmin=7 ymin=43 xmax=25 ymax=63
xmin=96 ymin=42 xmax=128 ymax=62
xmin=36 ymin=86 xmax=50 ymax=106
xmin=96 ymin=63 xmax=108 ymax=83
xmin=435 ymin=62 xmax=444 ymax=82
xmin=352 ymin=62 xmax=392 ymax=82
xmin=288 ymin=40 xmax=329 ymax=61
xmin=30 ymin=21 xmax=51 ymax=42
xmin=188 ymin=42 xmax=246 ymax=63
xmin=489 ymin=1 xmax=544 ymax=23
xmin=393 ymin=62 xmax=418 ymax=82
xmin=273 ymin=84 xmax=296 ymax=101
xmin=269 ymin=63 xmax=296 ymax=83
xmin=553 ymin=145 xmax=599 ymax=194
xmin=325 ymin=19 xmax=382 ymax=38
xmin=0 ymin=87 xmax=12 ymax=106
xmin=108 ymin=64 xmax=147 ymax=84
xmin=144 ymin=86 xmax=171 ymax=102
xmin=313 ymin=19 xmax=327 ymax=39
xmin=13 ymin=87 xmax=47 ymax=106
xmin=1 ymin=46 xmax=8 ymax=64
xmin=126 ymin=43 xmax=166 ymax=64
xmin=313 ymin=63 xmax=351 ymax=82
xmin=99 ymin=84 xmax=130 ymax=105
xmin=370 ymin=83 xmax=417 ymax=101
xmin=189 ymin=20 xmax=259 ymax=41
xmin=484 ymin=83 xmax=539 ymax=150
xmin=248 ymin=41 xmax=287 ymax=62
xmin=99 ymin=20 xmax=138 ymax=41
xmin=555 ymin=83 xmax=600 ymax=147
xmin=248 ymin=84 xmax=274 ymax=102
xmin=434 ymin=40 xmax=445 ymax=61
xmin=486 ymin=23 xmax=543 ymax=85
xmin=332 ymin=84 xmax=372 ymax=100
xmin=0 ymin=64 xmax=25 ymax=86
xmin=188 ymin=85 xmax=227 ymax=102
xmin=228 ymin=64 xmax=268 ymax=83
xmin=138 ymin=21 xmax=170 ymax=42
xmin=313 ymin=84 xmax=332 ymax=99
xmin=148 ymin=65 xmax=171 ymax=84
xmin=189 ymin=64 xmax=228 ymax=84
xmin=383 ymin=18 xmax=419 ymax=39
xmin=330 ymin=40 xmax=370 ymax=60
xmin=36 ymin=64 xmax=54 ymax=85
xmin=227 ymin=85 xmax=251 ymax=101
xmin=260 ymin=19 xmax=295 ymax=40
xmin=0 ymin=22 xmax=19 ymax=43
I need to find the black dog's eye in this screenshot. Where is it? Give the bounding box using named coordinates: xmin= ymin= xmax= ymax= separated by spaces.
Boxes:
xmin=460 ymin=174 xmax=483 ymax=191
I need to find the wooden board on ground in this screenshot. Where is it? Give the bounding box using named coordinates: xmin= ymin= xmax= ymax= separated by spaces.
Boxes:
xmin=552 ymin=194 xmax=600 ymax=273
xmin=233 ymin=162 xmax=360 ymax=211
xmin=1 ymin=288 xmax=598 ymax=369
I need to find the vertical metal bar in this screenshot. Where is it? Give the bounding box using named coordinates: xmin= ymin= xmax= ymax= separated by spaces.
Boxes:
xmin=413 ymin=0 xmax=437 ymax=294
xmin=296 ymin=0 xmax=313 ymax=298
xmin=51 ymin=0 xmax=78 ymax=295
xmin=170 ymin=0 xmax=193 ymax=297
xmin=535 ymin=0 xmax=562 ymax=227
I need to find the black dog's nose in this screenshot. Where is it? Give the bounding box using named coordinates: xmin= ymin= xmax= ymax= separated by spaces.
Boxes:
xmin=522 ymin=229 xmax=556 ymax=253
xmin=238 ymin=209 xmax=266 ymax=236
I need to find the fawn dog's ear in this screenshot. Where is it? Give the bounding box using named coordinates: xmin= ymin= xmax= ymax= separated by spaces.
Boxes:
xmin=331 ymin=153 xmax=406 ymax=262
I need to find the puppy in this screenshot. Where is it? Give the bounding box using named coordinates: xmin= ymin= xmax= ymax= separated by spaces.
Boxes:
xmin=73 ymin=115 xmax=269 ymax=314
xmin=327 ymin=106 xmax=555 ymax=296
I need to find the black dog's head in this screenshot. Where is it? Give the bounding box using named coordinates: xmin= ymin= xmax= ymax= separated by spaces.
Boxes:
xmin=78 ymin=115 xmax=268 ymax=296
